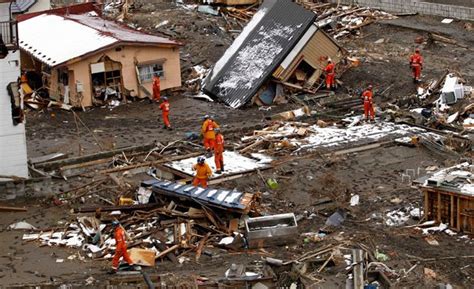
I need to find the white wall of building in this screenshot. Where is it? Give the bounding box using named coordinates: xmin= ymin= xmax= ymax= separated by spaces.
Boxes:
xmin=0 ymin=3 xmax=28 ymax=179
xmin=27 ymin=0 xmax=51 ymax=13
xmin=0 ymin=2 xmax=11 ymax=21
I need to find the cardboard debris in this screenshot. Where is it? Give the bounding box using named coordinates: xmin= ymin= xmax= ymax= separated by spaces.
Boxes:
xmin=129 ymin=248 xmax=156 ymax=267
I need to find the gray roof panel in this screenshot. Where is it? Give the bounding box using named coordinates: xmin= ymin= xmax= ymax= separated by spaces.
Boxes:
xmin=12 ymin=0 xmax=36 ymax=14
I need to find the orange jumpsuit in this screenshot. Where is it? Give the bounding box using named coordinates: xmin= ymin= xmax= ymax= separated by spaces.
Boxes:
xmin=325 ymin=62 xmax=335 ymax=89
xmin=214 ymin=133 xmax=224 ymax=171
xmin=362 ymin=89 xmax=375 ymax=121
xmin=159 ymin=101 xmax=170 ymax=128
xmin=192 ymin=162 xmax=212 ymax=188
xmin=112 ymin=226 xmax=133 ymax=270
xmin=201 ymin=119 xmax=219 ymax=150
xmin=152 ymin=76 xmax=161 ymax=101
xmin=409 ymin=53 xmax=423 ymax=81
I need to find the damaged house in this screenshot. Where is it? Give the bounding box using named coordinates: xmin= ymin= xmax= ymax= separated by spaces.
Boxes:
xmin=17 ymin=4 xmax=182 ymax=108
xmin=202 ymin=0 xmax=345 ymax=108
xmin=418 ymin=163 xmax=474 ymax=235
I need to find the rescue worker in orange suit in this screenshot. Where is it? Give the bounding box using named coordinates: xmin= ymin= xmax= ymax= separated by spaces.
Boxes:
xmin=192 ymin=156 xmax=212 ymax=188
xmin=152 ymin=73 xmax=161 ymax=102
xmin=214 ymin=128 xmax=224 ymax=174
xmin=362 ymin=85 xmax=375 ymax=122
xmin=324 ymin=58 xmax=336 ymax=90
xmin=111 ymin=220 xmax=133 ymax=272
xmin=159 ymin=96 xmax=171 ymax=130
xmin=201 ymin=115 xmax=220 ymax=154
xmin=409 ymin=48 xmax=423 ymax=83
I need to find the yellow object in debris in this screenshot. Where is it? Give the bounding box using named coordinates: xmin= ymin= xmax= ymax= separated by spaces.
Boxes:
xmin=119 ymin=197 xmax=134 ymax=205
xmin=347 ymin=56 xmax=360 ymax=67
xmin=411 ymin=136 xmax=420 ymax=145
xmin=20 ymin=82 xmax=33 ymax=95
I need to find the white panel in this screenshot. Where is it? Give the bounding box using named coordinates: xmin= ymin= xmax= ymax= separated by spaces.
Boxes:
xmin=90 ymin=62 xmax=105 ymax=74
xmin=0 ymin=50 xmax=28 ymax=178
xmin=0 ymin=3 xmax=10 ymax=21
xmin=280 ymin=24 xmax=318 ymax=69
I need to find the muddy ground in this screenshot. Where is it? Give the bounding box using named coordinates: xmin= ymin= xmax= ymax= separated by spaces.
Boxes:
xmin=1 ymin=2 xmax=473 ymax=288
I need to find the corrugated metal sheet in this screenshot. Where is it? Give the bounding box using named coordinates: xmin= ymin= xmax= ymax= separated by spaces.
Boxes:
xmin=202 ymin=0 xmax=316 ymax=109
xmin=11 ymin=0 xmax=36 ymax=13
xmin=143 ymin=179 xmax=256 ymax=214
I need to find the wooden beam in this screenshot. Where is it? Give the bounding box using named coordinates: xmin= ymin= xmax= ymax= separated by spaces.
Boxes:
xmin=35 ymin=143 xmax=157 ymax=170
xmin=93 ymin=152 xmax=202 ymax=175
xmin=352 ymin=249 xmax=365 ymax=289
xmin=0 ymin=206 xmax=27 ymax=212
xmin=195 ymin=232 xmax=211 ymax=262
xmin=424 ymin=190 xmax=429 ymax=221
xmin=457 ymin=197 xmax=461 ymax=231
xmin=450 ymin=195 xmax=454 ymax=229
xmin=437 ymin=191 xmax=441 ymax=223
xmin=155 ymin=244 xmax=180 ymax=260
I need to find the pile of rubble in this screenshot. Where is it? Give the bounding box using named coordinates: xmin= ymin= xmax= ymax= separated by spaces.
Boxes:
xmin=298 ymin=1 xmax=398 ymax=39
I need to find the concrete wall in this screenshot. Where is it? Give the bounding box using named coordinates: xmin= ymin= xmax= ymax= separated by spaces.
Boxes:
xmin=67 ymin=45 xmax=181 ymax=107
xmin=330 ymin=0 xmax=474 ymax=21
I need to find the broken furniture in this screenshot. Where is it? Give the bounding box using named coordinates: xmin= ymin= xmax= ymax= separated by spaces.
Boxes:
xmin=417 ymin=162 xmax=474 ymax=235
xmin=439 ymin=73 xmax=465 ymax=105
xmin=244 ymin=213 xmax=298 ymax=248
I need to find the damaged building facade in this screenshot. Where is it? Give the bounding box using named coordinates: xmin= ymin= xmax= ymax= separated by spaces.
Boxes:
xmin=0 ymin=0 xmax=28 ymax=179
xmin=17 ymin=4 xmax=182 ymax=108
xmin=202 ymin=0 xmax=345 ymax=108
xmin=419 ymin=163 xmax=474 ymax=235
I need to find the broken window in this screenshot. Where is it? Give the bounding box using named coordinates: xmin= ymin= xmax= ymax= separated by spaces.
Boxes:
xmin=137 ymin=62 xmax=164 ymax=83
xmin=7 ymin=82 xmax=24 ymax=125
xmin=90 ymin=57 xmax=123 ymax=104
xmin=0 ymin=34 xmax=8 ymax=59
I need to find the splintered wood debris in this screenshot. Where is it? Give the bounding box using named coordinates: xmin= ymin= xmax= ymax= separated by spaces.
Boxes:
xmin=239 ymin=119 xmax=444 ymax=154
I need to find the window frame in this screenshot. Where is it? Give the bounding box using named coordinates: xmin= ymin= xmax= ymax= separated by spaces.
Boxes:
xmin=137 ymin=60 xmax=165 ymax=83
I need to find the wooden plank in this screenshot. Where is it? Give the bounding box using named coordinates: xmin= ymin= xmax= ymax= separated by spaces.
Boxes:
xmin=128 ymin=248 xmax=156 ymax=267
xmin=424 ymin=190 xmax=429 ymax=221
xmin=155 ymin=244 xmax=180 ymax=260
xmin=152 ymin=240 xmax=178 ymax=263
xmin=0 ymin=205 xmax=27 ymax=212
xmin=450 ymin=195 xmax=454 ymax=228
xmin=29 ymin=153 xmax=67 ymax=165
xmin=457 ymin=197 xmax=461 ymax=231
xmin=332 ymin=141 xmax=393 ymax=156
xmin=437 ymin=191 xmax=441 ymax=223
xmin=195 ymin=232 xmax=211 ymax=262
xmin=352 ymin=249 xmax=364 ymax=289
xmin=35 ymin=143 xmax=156 ymax=170
xmin=74 ymin=203 xmax=158 ymax=213
xmin=95 ymin=152 xmax=202 ymax=175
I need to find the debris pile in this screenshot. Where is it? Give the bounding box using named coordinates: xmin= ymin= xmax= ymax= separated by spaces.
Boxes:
xmin=20 ymin=179 xmax=267 ymax=267
xmin=298 ymin=2 xmax=398 ymax=39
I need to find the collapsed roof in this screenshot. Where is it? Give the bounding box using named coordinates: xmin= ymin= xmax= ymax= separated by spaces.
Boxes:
xmin=202 ymin=0 xmax=317 ymax=108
